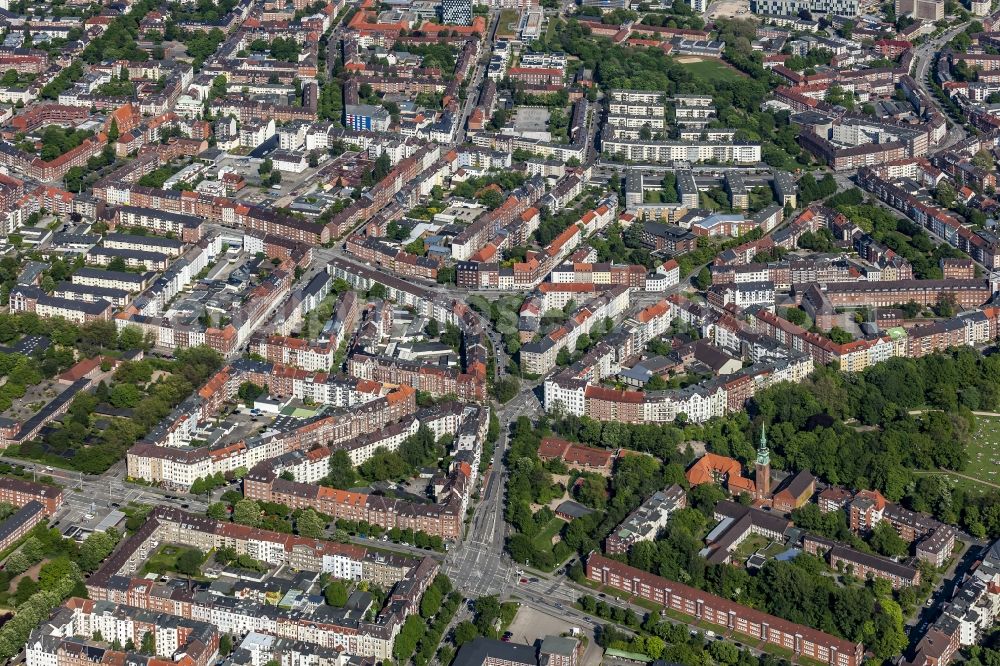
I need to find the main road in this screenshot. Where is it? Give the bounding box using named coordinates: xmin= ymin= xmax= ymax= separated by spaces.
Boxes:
xmin=910 ymin=21 xmax=970 ymax=151
xmin=444 ymin=386 xmax=542 ymax=596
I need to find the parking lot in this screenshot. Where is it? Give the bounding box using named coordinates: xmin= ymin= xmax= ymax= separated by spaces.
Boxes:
xmin=513 ymin=107 xmax=553 ymax=140
xmin=505 ymin=604 xmax=602 ymax=666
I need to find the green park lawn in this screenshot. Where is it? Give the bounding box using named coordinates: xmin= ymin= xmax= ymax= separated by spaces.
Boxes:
xmin=531 ymin=517 xmax=564 ymax=551
xmin=143 ymin=545 xmax=181 ymax=575
xmin=909 ymin=415 xmax=1000 ymax=494
xmin=913 ymin=470 xmax=989 ymax=494
xmin=964 ymin=416 xmax=1000 ymax=487
xmin=731 ymin=533 xmax=769 ymax=562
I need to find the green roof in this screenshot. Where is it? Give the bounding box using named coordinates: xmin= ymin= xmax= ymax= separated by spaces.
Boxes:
xmin=886 ymin=327 xmax=907 ymax=340
xmin=280 ymin=406 xmax=318 ymax=418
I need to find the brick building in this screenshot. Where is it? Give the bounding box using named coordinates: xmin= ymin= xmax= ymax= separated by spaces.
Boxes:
xmin=0 ymin=477 xmax=63 ymax=515
xmin=809 ymin=279 xmax=991 ymax=309
xmin=586 ymin=553 xmax=864 ymax=666
xmin=771 ymin=469 xmax=816 ymax=513
xmin=803 ymin=534 xmax=920 ymax=588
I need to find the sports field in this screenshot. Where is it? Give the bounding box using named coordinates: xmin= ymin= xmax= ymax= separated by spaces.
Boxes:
xmin=676 ymin=57 xmax=746 ymax=83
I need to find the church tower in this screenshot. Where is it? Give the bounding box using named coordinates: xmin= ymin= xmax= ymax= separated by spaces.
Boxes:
xmin=755 ymin=424 xmax=771 ymax=499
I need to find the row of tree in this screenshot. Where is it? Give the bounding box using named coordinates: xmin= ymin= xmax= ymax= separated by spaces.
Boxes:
xmin=393 ymin=575 xmax=460 ymax=666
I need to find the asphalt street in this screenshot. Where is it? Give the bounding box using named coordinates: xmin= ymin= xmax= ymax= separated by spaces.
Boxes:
xmin=910 ymin=21 xmax=969 ymax=150
xmin=444 ymin=388 xmax=542 ymax=597
xmin=0 ymin=456 xmax=209 ymax=533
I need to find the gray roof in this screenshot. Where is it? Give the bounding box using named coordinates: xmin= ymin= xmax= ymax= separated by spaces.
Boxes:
xmin=540 ymin=636 xmax=577 ymax=657
xmin=454 ymin=638 xmax=536 ymax=666
xmin=555 ymin=500 xmax=594 ymax=519
xmin=0 ymin=501 xmax=44 ymax=543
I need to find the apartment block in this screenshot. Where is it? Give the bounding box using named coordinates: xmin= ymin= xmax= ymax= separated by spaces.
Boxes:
xmin=587 ymin=553 xmax=863 ymax=666
xmin=605 ymin=485 xmax=687 ymax=555
xmin=750 ymin=0 xmax=860 ymax=16
xmin=84 ymin=507 xmax=438 ymax=661
xmin=803 ymin=535 xmax=920 ymax=588
xmin=0 ymin=477 xmax=63 ymax=515
xmin=895 ymin=0 xmax=944 ymax=19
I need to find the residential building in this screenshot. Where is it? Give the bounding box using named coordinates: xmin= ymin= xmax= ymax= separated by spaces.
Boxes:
xmin=0 ymin=477 xmax=63 ymax=515
xmin=803 ymin=535 xmax=920 ymax=588
xmin=587 ymin=553 xmax=864 ymax=666
xmin=605 ymin=485 xmax=687 ymax=555
xmin=345 ymin=104 xmax=391 ymax=132
xmin=895 ymin=0 xmax=944 ymax=19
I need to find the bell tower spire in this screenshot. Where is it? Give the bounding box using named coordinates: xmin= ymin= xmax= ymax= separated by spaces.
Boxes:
xmin=756 ymin=423 xmax=769 ymax=466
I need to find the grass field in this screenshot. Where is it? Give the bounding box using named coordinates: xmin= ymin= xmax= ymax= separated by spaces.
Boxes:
xmin=143 ymin=545 xmax=182 ymax=575
xmin=630 ymin=597 xmax=662 ymax=612
xmin=700 ymin=191 xmax=723 ymax=211
xmin=906 ymin=414 xmax=1000 ymax=495
xmin=675 ymin=58 xmax=745 ymax=83
xmin=644 ymin=190 xmax=672 ymax=204
xmin=913 ymin=470 xmax=988 ymax=494
xmin=731 ymin=630 xmax=763 ymax=647
xmin=731 ymin=533 xmax=769 ymax=562
xmin=760 ymin=541 xmax=788 ymax=558
xmin=532 ymin=517 xmax=564 ymax=551
xmin=663 ymin=607 xmax=692 ymax=623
